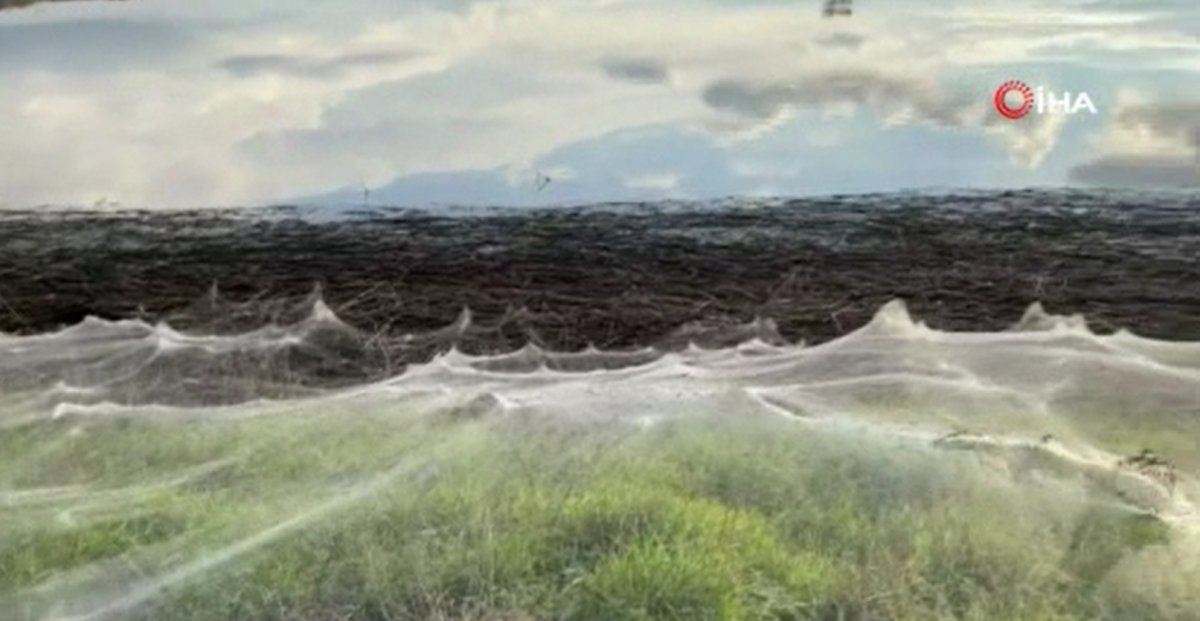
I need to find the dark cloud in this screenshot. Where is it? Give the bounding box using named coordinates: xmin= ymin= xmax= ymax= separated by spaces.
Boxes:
xmin=1069 ymin=155 xmax=1200 ymax=188
xmin=815 ymin=32 xmax=865 ymax=51
xmin=600 ymin=58 xmax=670 ymax=85
xmin=216 ymin=50 xmax=420 ymax=79
xmin=701 ymin=70 xmax=973 ymax=126
xmin=0 ymin=18 xmax=190 ymax=73
xmin=1069 ymin=101 xmax=1200 ymax=188
xmin=701 ymin=70 xmax=1068 ymax=167
xmin=1113 ymin=102 xmax=1200 ymax=140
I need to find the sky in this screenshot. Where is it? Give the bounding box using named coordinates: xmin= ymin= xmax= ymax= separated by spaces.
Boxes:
xmin=0 ymin=0 xmax=1198 ymax=208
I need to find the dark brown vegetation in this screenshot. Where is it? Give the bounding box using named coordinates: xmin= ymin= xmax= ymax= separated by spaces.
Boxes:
xmin=1 ymin=189 xmax=1198 ymax=358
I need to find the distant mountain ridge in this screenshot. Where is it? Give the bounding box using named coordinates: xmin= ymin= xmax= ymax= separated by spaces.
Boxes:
xmin=0 ymin=0 xmax=123 ymax=10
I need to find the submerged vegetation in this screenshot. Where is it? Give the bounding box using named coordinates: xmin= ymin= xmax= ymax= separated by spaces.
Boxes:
xmin=0 ymin=399 xmax=1187 ymax=620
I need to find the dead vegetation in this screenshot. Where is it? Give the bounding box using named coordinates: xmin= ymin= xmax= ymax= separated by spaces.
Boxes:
xmin=1 ymin=190 xmax=1198 ymax=364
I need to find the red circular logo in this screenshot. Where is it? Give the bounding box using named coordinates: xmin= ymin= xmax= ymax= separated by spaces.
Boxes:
xmin=994 ymin=80 xmax=1033 ymax=120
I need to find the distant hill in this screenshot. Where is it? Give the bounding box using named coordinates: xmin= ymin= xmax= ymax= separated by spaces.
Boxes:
xmin=0 ymin=0 xmax=123 ymax=10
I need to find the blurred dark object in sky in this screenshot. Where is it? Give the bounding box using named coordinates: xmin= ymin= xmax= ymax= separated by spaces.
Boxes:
xmin=823 ymin=0 xmax=852 ymax=18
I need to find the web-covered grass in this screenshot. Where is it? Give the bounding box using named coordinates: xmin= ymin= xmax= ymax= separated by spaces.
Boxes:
xmin=0 ymin=403 xmax=1181 ymax=621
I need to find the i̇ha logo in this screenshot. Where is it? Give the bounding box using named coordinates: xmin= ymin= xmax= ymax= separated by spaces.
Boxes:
xmin=994 ymin=80 xmax=1097 ymax=120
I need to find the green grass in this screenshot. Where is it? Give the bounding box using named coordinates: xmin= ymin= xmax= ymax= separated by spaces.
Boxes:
xmin=0 ymin=399 xmax=1185 ymax=621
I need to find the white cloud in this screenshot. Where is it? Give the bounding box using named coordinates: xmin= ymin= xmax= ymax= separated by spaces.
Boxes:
xmin=0 ymin=0 xmax=1196 ymax=206
xmin=984 ymin=110 xmax=1069 ymax=168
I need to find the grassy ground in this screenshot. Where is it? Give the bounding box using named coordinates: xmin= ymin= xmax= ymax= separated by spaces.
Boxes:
xmin=0 ymin=398 xmax=1183 ymax=621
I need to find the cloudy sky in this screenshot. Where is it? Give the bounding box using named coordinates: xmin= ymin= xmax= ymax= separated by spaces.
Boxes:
xmin=0 ymin=0 xmax=1198 ymax=208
